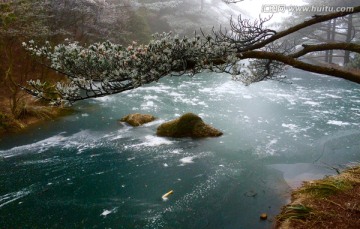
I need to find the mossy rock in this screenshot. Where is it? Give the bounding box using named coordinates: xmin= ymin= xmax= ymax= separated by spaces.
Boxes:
xmin=120 ymin=113 xmax=156 ymax=126
xmin=156 ymin=113 xmax=223 ymax=138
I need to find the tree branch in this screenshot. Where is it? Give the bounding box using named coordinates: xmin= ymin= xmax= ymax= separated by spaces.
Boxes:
xmin=22 ymin=6 xmax=360 ymax=104
xmin=239 ymin=51 xmax=360 ymax=84
xmin=290 ymin=42 xmax=360 ymax=58
xmin=240 ymin=6 xmax=360 ymax=51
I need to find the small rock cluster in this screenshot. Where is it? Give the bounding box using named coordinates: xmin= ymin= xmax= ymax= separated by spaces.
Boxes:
xmin=119 ymin=112 xmax=222 ymax=138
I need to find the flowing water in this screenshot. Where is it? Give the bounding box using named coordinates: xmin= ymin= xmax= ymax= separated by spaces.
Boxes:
xmin=1 ymin=69 xmax=359 ymax=228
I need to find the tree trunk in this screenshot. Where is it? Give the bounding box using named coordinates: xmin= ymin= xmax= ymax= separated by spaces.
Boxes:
xmin=344 ymin=14 xmax=353 ymax=66
xmin=325 ymin=20 xmax=331 ymax=63
xmin=329 ymin=18 xmax=336 ymax=64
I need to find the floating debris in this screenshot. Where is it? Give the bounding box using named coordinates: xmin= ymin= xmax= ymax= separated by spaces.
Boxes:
xmin=260 ymin=213 xmax=268 ymax=220
xmin=162 ymin=190 xmax=174 ymax=200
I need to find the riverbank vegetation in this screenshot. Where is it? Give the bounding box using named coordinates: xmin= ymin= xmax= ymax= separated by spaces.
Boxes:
xmin=276 ymin=164 xmax=360 ymax=229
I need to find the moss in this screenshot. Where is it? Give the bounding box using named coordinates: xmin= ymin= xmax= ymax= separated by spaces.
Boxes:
xmin=120 ymin=113 xmax=156 ymax=126
xmin=156 ymin=113 xmax=222 ymax=138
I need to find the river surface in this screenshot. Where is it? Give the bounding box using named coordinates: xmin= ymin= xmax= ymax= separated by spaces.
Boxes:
xmin=1 ymin=69 xmax=360 ymax=228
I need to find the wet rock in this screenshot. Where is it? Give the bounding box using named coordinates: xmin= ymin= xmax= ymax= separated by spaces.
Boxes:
xmin=120 ymin=113 xmax=156 ymax=126
xmin=156 ymin=113 xmax=223 ymax=138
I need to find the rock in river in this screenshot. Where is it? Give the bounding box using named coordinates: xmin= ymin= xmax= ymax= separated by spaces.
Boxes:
xmin=120 ymin=113 xmax=156 ymax=126
xmin=156 ymin=113 xmax=223 ymax=138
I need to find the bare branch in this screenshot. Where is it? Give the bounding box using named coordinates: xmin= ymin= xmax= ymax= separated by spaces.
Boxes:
xmin=240 ymin=6 xmax=360 ymax=51
xmin=239 ymin=51 xmax=360 ymax=84
xmin=290 ymin=42 xmax=360 ymax=58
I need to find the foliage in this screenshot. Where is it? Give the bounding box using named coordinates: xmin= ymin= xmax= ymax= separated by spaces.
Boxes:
xmin=23 ymin=32 xmax=246 ymax=105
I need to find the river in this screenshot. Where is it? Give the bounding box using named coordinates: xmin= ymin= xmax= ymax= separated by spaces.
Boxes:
xmin=1 ymin=69 xmax=359 ymax=228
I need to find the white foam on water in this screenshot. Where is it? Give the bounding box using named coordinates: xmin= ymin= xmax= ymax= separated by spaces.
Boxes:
xmin=179 ymin=156 xmax=195 ymax=165
xmin=197 ymin=101 xmax=208 ymax=107
xmin=100 ymin=207 xmax=118 ymax=217
xmin=261 ymin=92 xmax=297 ymax=105
xmin=265 ymin=139 xmax=279 ymax=156
xmin=214 ymin=81 xmax=240 ymax=95
xmin=303 ymin=101 xmax=321 ymax=106
xmin=0 ymin=129 xmax=120 ymax=158
xmin=173 ymin=97 xmax=198 ymax=105
xmin=135 ymin=85 xmax=172 ymax=93
xmin=281 ymin=123 xmax=300 ymax=133
xmin=171 ymin=149 xmax=182 ymax=154
xmin=0 ymin=133 xmax=67 ymax=158
xmin=198 ymin=87 xmax=212 ymax=93
xmin=323 ymin=93 xmax=342 ymax=99
xmin=327 ymin=120 xmax=350 ymax=126
xmin=110 ymin=134 xmax=124 ymax=141
xmin=144 ymin=95 xmax=159 ymax=100
xmin=132 ymin=135 xmax=173 ymax=148
xmin=93 ymin=96 xmax=114 ymax=102
xmin=0 ymin=188 xmax=31 ymax=209
xmin=282 ymin=123 xmax=297 ymax=129
xmin=20 ymin=158 xmax=60 ymax=165
xmin=168 ymin=91 xmax=185 ymax=98
xmin=141 ymin=101 xmax=156 ymax=110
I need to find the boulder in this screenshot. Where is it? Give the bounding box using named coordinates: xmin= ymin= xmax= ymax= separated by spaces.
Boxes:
xmin=156 ymin=113 xmax=223 ymax=138
xmin=120 ymin=113 xmax=156 ymax=126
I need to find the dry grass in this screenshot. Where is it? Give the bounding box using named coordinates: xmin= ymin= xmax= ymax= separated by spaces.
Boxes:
xmin=0 ymin=95 xmax=72 ymax=136
xmin=276 ymin=164 xmax=360 ymax=229
xmin=13 ymin=101 xmax=55 ymax=120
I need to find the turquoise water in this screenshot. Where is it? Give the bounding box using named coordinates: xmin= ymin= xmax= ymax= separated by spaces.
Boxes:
xmin=1 ymin=69 xmax=359 ymax=228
